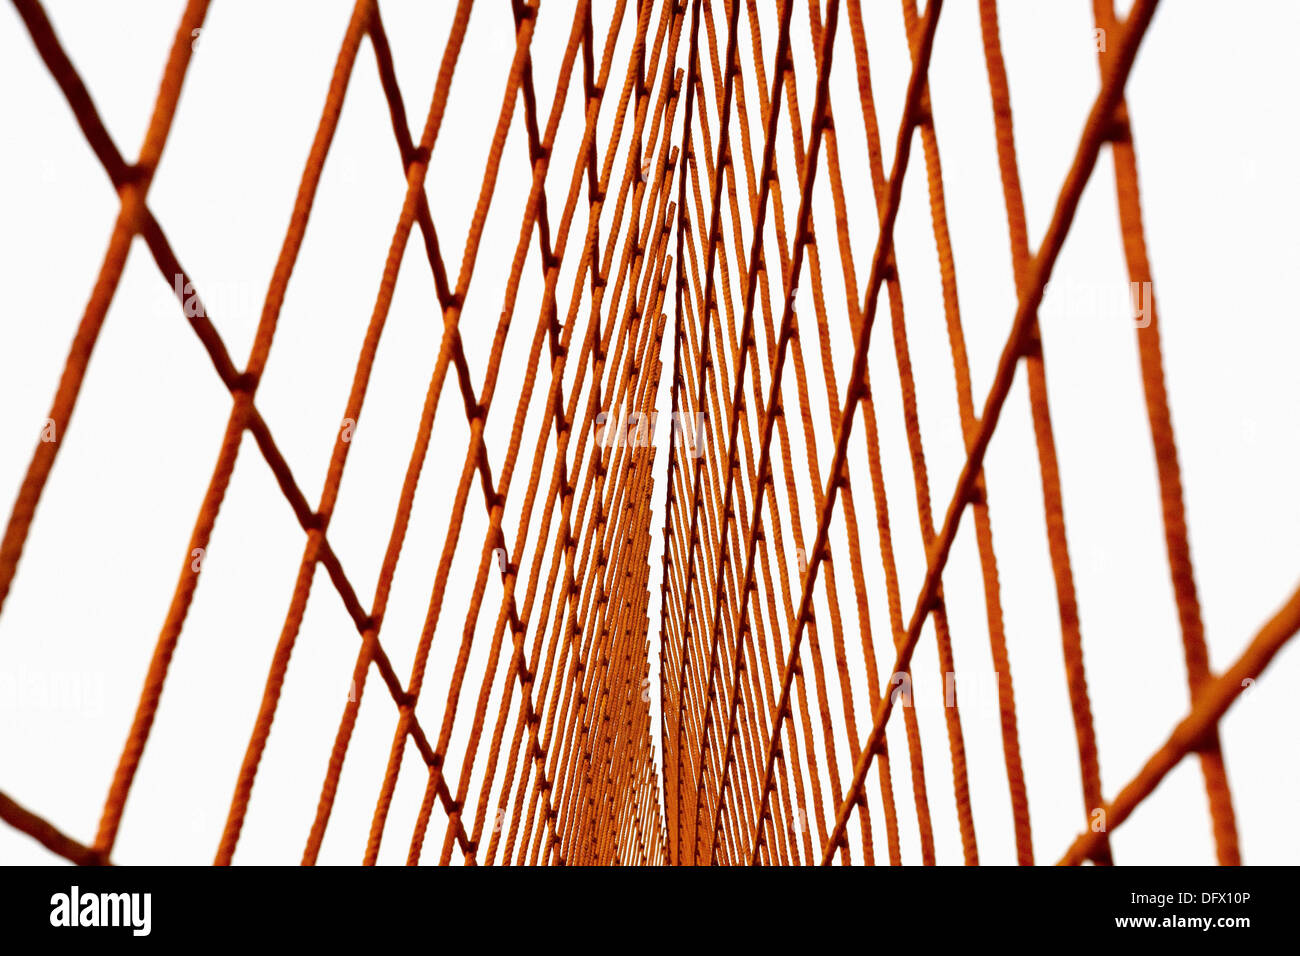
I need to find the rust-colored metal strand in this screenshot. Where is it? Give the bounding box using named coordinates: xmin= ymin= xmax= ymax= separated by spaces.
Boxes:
xmin=773 ymin=0 xmax=897 ymax=867
xmin=804 ymin=0 xmax=906 ymax=865
xmin=1060 ymin=581 xmax=1300 ymax=864
xmin=660 ymin=0 xmax=715 ymax=868
xmin=0 ymin=0 xmax=208 ymax=624
xmin=698 ymin=0 xmax=847 ymax=866
xmin=464 ymin=1 xmax=683 ymax=867
xmin=300 ymin=0 xmax=591 ymax=865
xmin=4 ymin=1 xmax=241 ymax=394
xmin=977 ymin=0 xmax=1110 ymax=864
xmin=512 ymin=0 xmax=679 ymax=864
xmin=839 ymin=0 xmax=943 ymax=865
xmin=895 ymin=0 xmax=1031 ymax=864
xmin=5 ymin=0 xmax=1293 ymax=869
xmin=483 ymin=0 xmax=654 ymax=866
xmin=677 ymin=6 xmax=800 ymax=863
xmin=742 ymin=0 xmax=946 ymax=865
xmin=466 ymin=120 xmax=672 ymax=868
xmin=2 ymin=0 xmax=424 ymax=863
xmin=673 ymin=193 xmax=784 ymax=862
xmin=90 ymin=1 xmax=375 ymax=859
xmin=666 ymin=0 xmax=750 ymax=866
xmin=216 ymin=0 xmax=478 ymax=866
xmin=366 ymin=0 xmax=592 ymax=866
xmin=493 ymin=0 xmax=676 ymax=865
xmin=560 ymin=412 xmax=662 ymax=861
xmin=552 ymin=159 xmax=679 ymax=863
xmin=682 ymin=0 xmax=843 ymax=867
xmin=0 ymin=790 xmax=105 ymax=867
xmin=819 ymin=0 xmax=1161 ymax=863
xmin=549 ymin=305 xmax=662 ymax=862
xmin=357 ymin=0 xmax=550 ymax=865
xmin=1090 ymin=0 xmax=1240 ymax=867
xmin=298 ymin=0 xmax=465 ymax=863
xmin=692 ymin=0 xmax=846 ymax=866
xmin=497 ymin=2 xmax=681 ymax=868
xmin=658 ymin=7 xmax=694 ymax=850
xmin=4 ymin=0 xmax=665 ymax=868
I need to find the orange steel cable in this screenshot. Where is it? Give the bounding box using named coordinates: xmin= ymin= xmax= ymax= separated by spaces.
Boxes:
xmin=817 ymin=0 xmax=1159 ymax=861
xmin=2 ymin=0 xmax=1296 ymax=867
xmin=977 ymin=0 xmax=1110 ymax=864
xmin=743 ymin=0 xmax=949 ymax=864
xmin=1089 ymin=0 xmax=1240 ymax=867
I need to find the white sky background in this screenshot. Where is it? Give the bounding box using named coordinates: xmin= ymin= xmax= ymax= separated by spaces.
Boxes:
xmin=0 ymin=0 xmax=1297 ymax=866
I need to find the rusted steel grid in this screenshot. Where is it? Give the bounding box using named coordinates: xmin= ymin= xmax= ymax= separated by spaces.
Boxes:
xmin=0 ymin=0 xmax=1295 ymax=866
xmin=655 ymin=0 xmax=1297 ymax=867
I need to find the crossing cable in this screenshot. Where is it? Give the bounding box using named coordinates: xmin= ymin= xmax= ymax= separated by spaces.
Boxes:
xmin=4 ymin=0 xmax=1296 ymax=868
xmin=1090 ymin=0 xmax=1240 ymax=867
xmin=816 ymin=0 xmax=1161 ymax=863
xmin=977 ymin=0 xmax=1110 ymax=864
xmin=1 ymin=0 xmax=666 ymax=865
